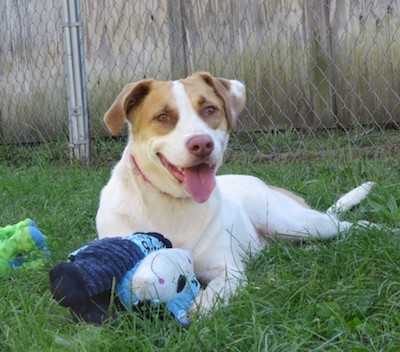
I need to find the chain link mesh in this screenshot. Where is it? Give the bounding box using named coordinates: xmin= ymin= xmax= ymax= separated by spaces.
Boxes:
xmin=1 ymin=0 xmax=399 ymax=160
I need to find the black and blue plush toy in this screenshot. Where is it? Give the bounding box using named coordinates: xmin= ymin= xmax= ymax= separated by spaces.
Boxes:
xmin=49 ymin=232 xmax=201 ymax=325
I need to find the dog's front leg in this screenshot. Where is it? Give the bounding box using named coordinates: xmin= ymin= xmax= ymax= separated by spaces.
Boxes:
xmin=191 ymin=268 xmax=246 ymax=316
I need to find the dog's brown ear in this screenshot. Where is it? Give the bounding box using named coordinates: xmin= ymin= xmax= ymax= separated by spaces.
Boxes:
xmin=104 ymin=80 xmax=153 ymax=135
xmin=193 ymin=72 xmax=246 ymax=131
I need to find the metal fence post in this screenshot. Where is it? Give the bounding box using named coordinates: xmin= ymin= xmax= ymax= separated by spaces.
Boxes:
xmin=60 ymin=0 xmax=89 ymax=163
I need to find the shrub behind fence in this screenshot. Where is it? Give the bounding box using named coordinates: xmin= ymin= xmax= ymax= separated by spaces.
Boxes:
xmin=1 ymin=0 xmax=399 ymax=160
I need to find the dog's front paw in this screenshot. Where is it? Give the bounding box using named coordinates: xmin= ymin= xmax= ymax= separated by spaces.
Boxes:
xmin=189 ymin=287 xmax=221 ymax=319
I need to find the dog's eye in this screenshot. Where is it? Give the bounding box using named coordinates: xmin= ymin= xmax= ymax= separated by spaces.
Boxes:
xmin=156 ymin=114 xmax=169 ymax=122
xmin=202 ymin=106 xmax=217 ymax=117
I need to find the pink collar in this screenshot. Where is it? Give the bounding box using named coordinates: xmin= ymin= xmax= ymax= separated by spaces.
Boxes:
xmin=130 ymin=154 xmax=158 ymax=189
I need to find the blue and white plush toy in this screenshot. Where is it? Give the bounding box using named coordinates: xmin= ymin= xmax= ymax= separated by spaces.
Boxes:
xmin=49 ymin=232 xmax=201 ymax=325
xmin=118 ymin=247 xmax=200 ymax=326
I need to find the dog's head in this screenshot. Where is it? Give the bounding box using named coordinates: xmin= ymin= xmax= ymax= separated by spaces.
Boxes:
xmin=104 ymin=72 xmax=246 ymax=202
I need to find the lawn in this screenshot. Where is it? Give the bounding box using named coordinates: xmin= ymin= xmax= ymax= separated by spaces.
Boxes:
xmin=0 ymin=138 xmax=400 ymax=351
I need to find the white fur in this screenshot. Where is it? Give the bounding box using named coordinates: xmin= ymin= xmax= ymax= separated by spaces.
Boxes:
xmin=326 ymin=181 xmax=375 ymax=216
xmin=96 ymin=75 xmax=375 ymax=315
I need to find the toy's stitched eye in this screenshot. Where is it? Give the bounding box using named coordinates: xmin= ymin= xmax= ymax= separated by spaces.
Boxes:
xmin=176 ymin=275 xmax=187 ymax=293
xmin=202 ymin=106 xmax=217 ymax=117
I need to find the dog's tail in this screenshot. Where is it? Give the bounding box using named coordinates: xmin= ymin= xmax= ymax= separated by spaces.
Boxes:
xmin=326 ymin=181 xmax=375 ymax=217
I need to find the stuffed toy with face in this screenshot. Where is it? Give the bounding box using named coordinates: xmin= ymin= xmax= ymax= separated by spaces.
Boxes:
xmin=49 ymin=232 xmax=200 ymax=325
xmin=118 ymin=247 xmax=201 ymax=325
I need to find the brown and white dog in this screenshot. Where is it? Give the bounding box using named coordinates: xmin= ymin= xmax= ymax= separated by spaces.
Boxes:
xmin=96 ymin=72 xmax=374 ymax=314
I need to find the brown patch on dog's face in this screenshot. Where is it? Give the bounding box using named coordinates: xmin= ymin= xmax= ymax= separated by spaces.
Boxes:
xmin=127 ymin=81 xmax=179 ymax=141
xmin=180 ymin=77 xmax=228 ymax=131
xmin=187 ymin=72 xmax=246 ymax=131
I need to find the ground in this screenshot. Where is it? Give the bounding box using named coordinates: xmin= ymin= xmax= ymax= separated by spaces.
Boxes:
xmin=0 ymin=132 xmax=399 ymax=351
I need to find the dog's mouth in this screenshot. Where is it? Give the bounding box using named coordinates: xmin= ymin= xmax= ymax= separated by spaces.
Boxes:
xmin=157 ymin=153 xmax=216 ymax=203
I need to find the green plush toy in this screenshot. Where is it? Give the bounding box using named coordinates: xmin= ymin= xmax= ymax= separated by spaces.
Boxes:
xmin=0 ymin=219 xmax=48 ymax=276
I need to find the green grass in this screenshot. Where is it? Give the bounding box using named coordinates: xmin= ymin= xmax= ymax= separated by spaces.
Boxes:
xmin=0 ymin=140 xmax=400 ymax=351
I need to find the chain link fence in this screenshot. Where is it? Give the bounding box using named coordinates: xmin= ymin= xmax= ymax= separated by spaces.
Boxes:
xmin=1 ymin=0 xmax=400 ymax=162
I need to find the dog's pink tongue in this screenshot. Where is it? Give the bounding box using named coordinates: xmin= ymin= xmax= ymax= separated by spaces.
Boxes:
xmin=183 ymin=164 xmax=216 ymax=203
